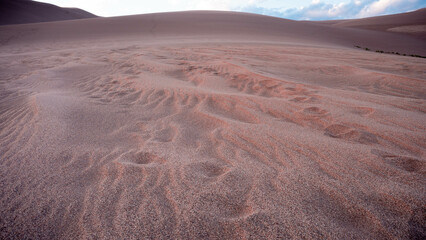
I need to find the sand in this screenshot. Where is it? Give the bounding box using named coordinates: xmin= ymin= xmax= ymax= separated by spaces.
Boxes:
xmin=321 ymin=8 xmax=426 ymax=41
xmin=331 ymin=8 xmax=426 ymax=32
xmin=0 ymin=9 xmax=425 ymax=240
xmin=0 ymin=0 xmax=97 ymax=26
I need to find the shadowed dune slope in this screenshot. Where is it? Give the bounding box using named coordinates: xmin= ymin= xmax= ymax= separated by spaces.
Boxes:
xmin=0 ymin=10 xmax=425 ymax=55
xmin=0 ymin=0 xmax=97 ymax=25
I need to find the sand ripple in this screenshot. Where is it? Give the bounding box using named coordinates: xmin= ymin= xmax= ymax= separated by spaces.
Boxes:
xmin=1 ymin=43 xmax=425 ymax=239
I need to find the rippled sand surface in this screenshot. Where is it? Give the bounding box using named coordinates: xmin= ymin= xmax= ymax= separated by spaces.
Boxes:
xmin=1 ymin=11 xmax=425 ymax=240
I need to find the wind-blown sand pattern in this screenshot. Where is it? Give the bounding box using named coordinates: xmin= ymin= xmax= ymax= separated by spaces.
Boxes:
xmin=0 ymin=10 xmax=425 ymax=240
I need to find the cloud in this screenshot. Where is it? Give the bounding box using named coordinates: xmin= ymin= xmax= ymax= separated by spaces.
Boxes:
xmin=236 ymin=0 xmax=426 ymax=20
xmin=357 ymin=0 xmax=418 ymax=17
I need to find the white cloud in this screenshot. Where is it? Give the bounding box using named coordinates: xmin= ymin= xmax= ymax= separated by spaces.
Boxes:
xmin=357 ymin=0 xmax=411 ymax=17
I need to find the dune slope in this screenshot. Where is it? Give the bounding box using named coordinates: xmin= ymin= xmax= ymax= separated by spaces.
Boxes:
xmin=0 ymin=0 xmax=97 ymax=25
xmin=0 ymin=10 xmax=425 ymax=55
xmin=0 ymin=9 xmax=425 ymax=240
xmin=318 ymin=8 xmax=426 ymax=40
xmin=333 ymin=8 xmax=426 ymax=30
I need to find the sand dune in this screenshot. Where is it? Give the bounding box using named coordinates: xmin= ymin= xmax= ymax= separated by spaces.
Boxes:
xmin=0 ymin=6 xmax=425 ymax=240
xmin=318 ymin=8 xmax=426 ymax=40
xmin=1 ymin=10 xmax=425 ymax=55
xmin=0 ymin=0 xmax=97 ymax=25
xmin=331 ymin=8 xmax=426 ymax=30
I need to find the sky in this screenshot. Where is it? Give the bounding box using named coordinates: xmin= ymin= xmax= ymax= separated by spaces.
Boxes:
xmin=38 ymin=0 xmax=426 ymax=20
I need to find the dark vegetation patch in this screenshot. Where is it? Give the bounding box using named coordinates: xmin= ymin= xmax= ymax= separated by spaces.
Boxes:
xmin=354 ymin=45 xmax=426 ymax=58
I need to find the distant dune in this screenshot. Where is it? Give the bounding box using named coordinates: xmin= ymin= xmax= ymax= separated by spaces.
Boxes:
xmin=0 ymin=2 xmax=425 ymax=240
xmin=0 ymin=0 xmax=97 ymax=25
xmin=1 ymin=10 xmax=425 ymax=55
xmin=317 ymin=8 xmax=426 ymax=40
